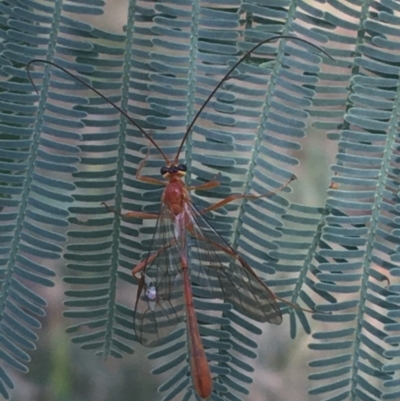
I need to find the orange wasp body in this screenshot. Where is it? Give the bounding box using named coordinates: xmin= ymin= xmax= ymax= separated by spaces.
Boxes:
xmin=119 ymin=158 xmax=292 ymax=399
xmin=129 ymin=165 xmax=216 ymax=399
xmin=27 ymin=35 xmax=331 ymax=399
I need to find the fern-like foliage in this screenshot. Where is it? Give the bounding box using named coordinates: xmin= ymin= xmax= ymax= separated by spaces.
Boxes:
xmin=306 ymin=2 xmax=400 ymax=401
xmin=1 ymin=0 xmax=400 ymax=400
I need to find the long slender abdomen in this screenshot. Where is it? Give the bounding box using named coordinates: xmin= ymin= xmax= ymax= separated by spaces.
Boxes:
xmin=181 ymin=265 xmax=212 ymax=399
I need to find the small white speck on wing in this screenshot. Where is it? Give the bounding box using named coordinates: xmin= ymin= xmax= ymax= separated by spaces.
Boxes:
xmin=145 ymin=284 xmax=157 ymax=301
xmin=144 ymin=275 xmax=157 ymax=305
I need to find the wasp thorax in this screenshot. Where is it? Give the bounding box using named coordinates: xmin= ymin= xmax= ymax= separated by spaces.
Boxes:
xmin=160 ymin=164 xmax=187 ymax=177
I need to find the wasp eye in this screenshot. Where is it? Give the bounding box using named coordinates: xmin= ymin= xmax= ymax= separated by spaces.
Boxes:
xmin=177 ymin=164 xmax=187 ymax=172
xmin=160 ymin=166 xmax=168 ymax=176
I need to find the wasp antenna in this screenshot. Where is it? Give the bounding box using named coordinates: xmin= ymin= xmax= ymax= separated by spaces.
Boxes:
xmin=26 ymin=59 xmax=170 ymax=164
xmin=173 ymin=34 xmax=335 ymax=164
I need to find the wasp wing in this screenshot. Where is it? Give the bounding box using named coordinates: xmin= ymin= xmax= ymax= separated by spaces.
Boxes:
xmin=134 ymin=202 xmax=185 ymax=347
xmin=186 ymin=202 xmax=282 ymax=324
xmin=134 ymin=197 xmax=282 ymax=347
